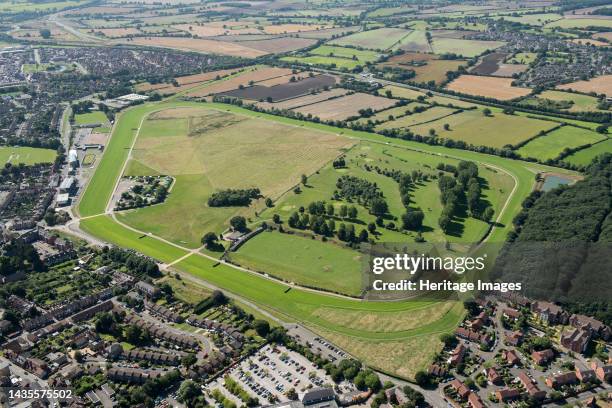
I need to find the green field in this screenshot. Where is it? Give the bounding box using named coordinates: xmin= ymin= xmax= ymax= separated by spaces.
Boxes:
xmin=408 ymin=108 xmax=558 ymax=148
xmin=0 ymin=146 xmax=56 ymax=165
xmin=496 ymin=13 xmax=563 ymax=26
xmin=351 ymin=102 xmax=428 ymax=125
xmin=431 ymin=38 xmax=505 ymax=57
xmin=280 ymin=55 xmax=362 ymax=70
xmin=116 ymin=106 xmax=352 ymax=248
xmin=330 ymin=27 xmax=412 ymax=50
xmin=517 ymin=126 xmax=606 ymax=161
xmin=74 ymin=111 xmax=109 ymax=125
xmin=309 ymin=45 xmax=380 ymax=62
xmin=261 ymin=140 xmax=512 ymax=247
xmin=376 ymin=106 xmax=458 ymax=130
xmin=523 ymin=90 xmax=608 ymax=113
xmin=564 ymin=139 xmax=612 ymax=167
xmin=229 ymin=231 xmax=364 ymax=296
xmin=545 ymin=18 xmax=612 ymax=29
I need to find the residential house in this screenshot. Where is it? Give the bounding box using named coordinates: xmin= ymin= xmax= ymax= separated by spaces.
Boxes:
xmin=561 ymin=328 xmax=591 ymax=354
xmin=532 ymin=349 xmax=555 ymax=366
xmin=518 ymin=371 xmax=546 ymax=400
xmin=449 ymin=344 xmax=467 ymax=366
xmin=449 ymin=379 xmax=470 ymax=400
xmin=531 ymin=301 xmax=568 ymax=325
xmin=496 ymin=388 xmax=520 ymax=402
xmin=502 ymin=349 xmax=520 ymax=366
xmin=546 ymin=372 xmax=578 ymax=388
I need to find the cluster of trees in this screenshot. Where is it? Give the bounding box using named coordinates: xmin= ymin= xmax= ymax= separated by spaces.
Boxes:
xmin=287 ymin=207 xmax=369 ymax=244
xmin=0 ymin=240 xmax=45 ymax=276
xmin=208 ymin=188 xmax=261 ymax=207
xmin=437 ymin=161 xmax=493 ymax=233
xmin=103 ymin=247 xmax=160 ymax=278
xmin=223 ymin=375 xmax=259 ymax=407
xmin=323 ymin=359 xmax=381 ymax=392
xmin=335 ymin=175 xmax=388 ymax=216
xmin=332 ymin=156 xmax=346 ymax=168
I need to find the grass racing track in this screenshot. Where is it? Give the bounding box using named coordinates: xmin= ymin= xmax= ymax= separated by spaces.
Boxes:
xmin=77 ymin=99 xmax=576 ymax=379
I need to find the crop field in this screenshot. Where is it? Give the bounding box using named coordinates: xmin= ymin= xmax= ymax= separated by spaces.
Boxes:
xmin=74 ymin=111 xmax=108 ymax=125
xmin=409 ymin=109 xmax=558 ymax=148
xmin=255 ymin=88 xmax=349 ymax=110
xmin=564 ymin=139 xmax=612 ymax=166
xmin=94 ymin=27 xmax=141 ymax=37
xmin=431 ymin=38 xmax=505 ymax=57
xmin=330 ymin=27 xmax=412 ymax=50
xmin=557 ymin=75 xmax=612 ymax=97
xmin=492 ymin=63 xmax=529 ymax=77
xmin=0 ymin=146 xmax=56 ymax=165
xmin=376 ymin=106 xmax=458 ymax=130
xmin=378 ymin=52 xmax=437 ymax=67
xmin=219 ymin=75 xmax=337 ymax=102
xmin=351 ymin=102 xmax=428 ymax=125
xmin=263 ymin=24 xmax=330 ymax=34
xmin=173 ymin=23 xmax=261 ymax=37
xmin=309 ymin=45 xmax=380 ymax=62
xmin=127 ymin=37 xmax=269 ymax=58
xmin=281 ymin=55 xmax=362 ymax=69
xmin=569 ymin=38 xmax=609 ymax=47
xmin=381 ymin=85 xmax=427 ymax=100
xmin=117 ymin=106 xmax=353 ymax=247
xmin=136 ymin=68 xmax=244 ymax=94
xmin=471 ymin=52 xmax=508 ymax=75
xmin=516 ymin=126 xmax=606 ymax=161
xmin=410 ymin=60 xmax=466 ymax=84
xmin=393 ymin=30 xmax=431 ymax=52
xmin=496 ymin=12 xmax=563 ymax=26
xmin=545 ymin=18 xmax=612 ymax=29
xmin=291 ymin=93 xmax=396 ymax=121
xmin=446 ymin=75 xmax=532 ymax=100
xmin=0 ymin=0 xmax=90 ymax=12
xmin=185 ymin=67 xmax=293 ymax=97
xmin=229 ymin=231 xmax=364 ymax=297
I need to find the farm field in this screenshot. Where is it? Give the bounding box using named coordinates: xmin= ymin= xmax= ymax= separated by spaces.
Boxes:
xmin=381 ymin=85 xmax=427 ymax=100
xmin=545 ymin=18 xmax=612 ymax=29
xmin=135 ymin=68 xmax=244 ymax=94
xmin=309 ymin=45 xmax=380 ymax=62
xmin=446 ymin=75 xmax=532 ymax=100
xmin=408 ymin=109 xmax=558 ymax=148
xmin=0 ymin=146 xmax=56 ymax=165
xmin=564 ymin=139 xmax=612 ymax=166
xmin=523 ymin=90 xmax=608 ymax=112
xmin=393 ymin=30 xmax=431 ymax=52
xmin=117 ymin=106 xmax=353 ymax=248
xmin=255 ymin=88 xmax=349 ymax=110
xmin=410 ymin=60 xmax=466 ymax=84
xmin=185 ymin=67 xmax=294 ymax=97
xmin=351 ymin=102 xmax=428 ymax=125
xmin=126 ymin=37 xmax=269 ymax=58
xmin=291 ymin=93 xmax=396 ymax=121
xmin=218 ymin=74 xmax=336 ymax=102
xmin=557 ymin=75 xmax=612 ymax=97
xmin=330 ymin=27 xmax=412 ymax=50
xmin=376 ymin=106 xmax=458 ymax=130
xmin=280 ymin=55 xmax=362 ymax=70
xmin=228 ymin=231 xmax=364 ymax=297
xmin=516 ymin=126 xmax=606 ymax=161
xmin=496 ymin=13 xmax=563 ymax=26
xmin=431 ymin=38 xmax=505 ymax=57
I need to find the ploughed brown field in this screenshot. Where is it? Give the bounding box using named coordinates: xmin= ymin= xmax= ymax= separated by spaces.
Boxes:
xmin=219 ymin=75 xmax=337 ymax=102
xmin=186 ymin=67 xmax=295 ymax=97
xmin=446 ymin=75 xmax=532 ymax=100
xmin=470 ymin=52 xmax=508 ymax=75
